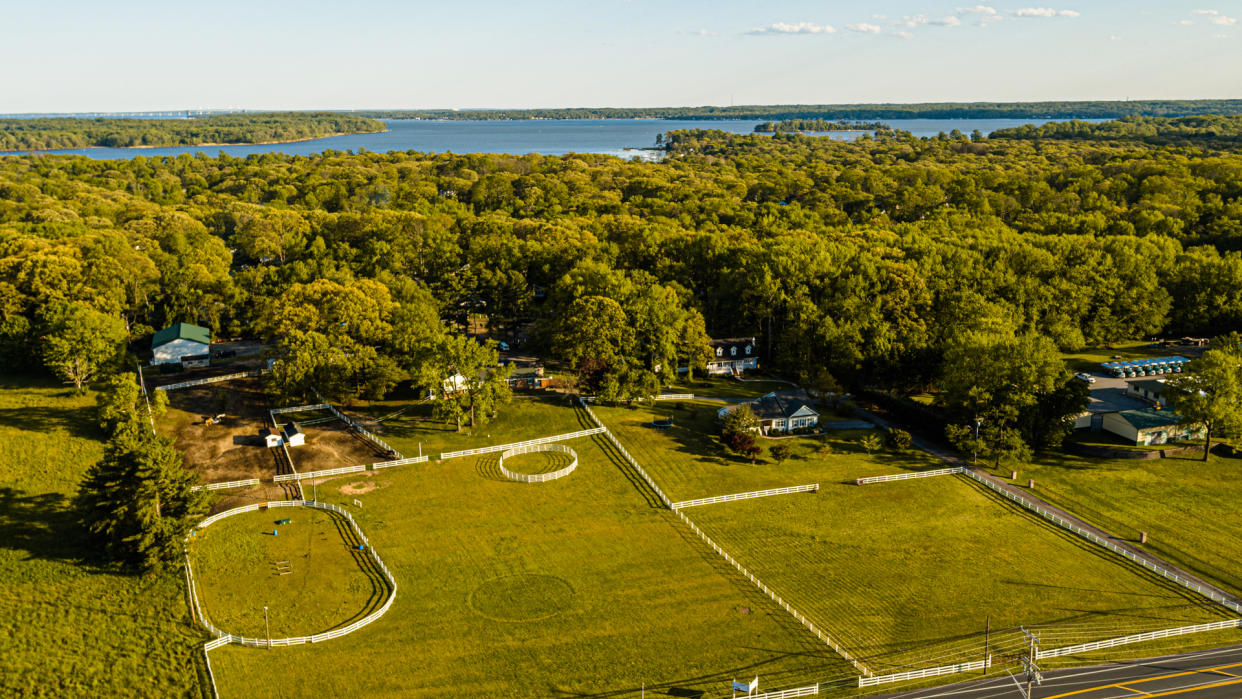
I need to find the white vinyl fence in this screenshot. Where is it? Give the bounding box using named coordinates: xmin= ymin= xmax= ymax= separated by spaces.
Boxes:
xmin=670 ymin=484 xmax=819 ymax=510
xmin=856 ymin=467 xmax=964 ymax=486
xmin=274 ymin=464 xmax=367 ymax=483
xmin=654 ymin=393 xmax=695 ymax=401
xmin=577 ymin=396 xmax=870 ymax=676
xmin=439 ymin=426 xmax=605 ymax=460
xmin=959 ymin=468 xmax=1242 ymax=614
xmin=156 ymin=370 xmax=263 ymax=392
xmin=1037 ymin=619 xmax=1241 ymax=660
xmin=191 ymin=478 xmax=260 ymax=492
xmin=751 ymin=684 xmax=820 ymax=698
xmin=578 ymin=399 xmax=673 ymax=508
xmin=498 ymin=444 xmax=579 ymax=483
xmin=187 ymin=500 xmax=397 ymax=648
xmin=858 ymin=657 xmax=990 ymax=687
xmin=371 ymin=455 xmax=430 ymax=470
xmin=270 ymin=403 xmax=331 ymax=415
xmin=674 ymin=507 xmax=872 ymax=677
xmin=309 ymin=390 xmax=403 ymax=458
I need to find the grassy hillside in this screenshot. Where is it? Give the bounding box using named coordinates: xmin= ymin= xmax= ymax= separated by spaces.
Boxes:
xmin=0 ymin=375 xmax=205 ymax=697
xmin=1014 ymin=452 xmax=1242 ymax=597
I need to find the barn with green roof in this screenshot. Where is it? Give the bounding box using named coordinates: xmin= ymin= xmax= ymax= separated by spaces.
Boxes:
xmin=151 ymin=322 xmax=211 ymax=365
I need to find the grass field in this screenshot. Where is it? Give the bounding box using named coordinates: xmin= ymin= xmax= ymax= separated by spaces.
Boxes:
xmin=593 ymin=399 xmax=1241 ymax=677
xmin=189 ymin=506 xmax=388 ymax=638
xmin=594 ymin=400 xmax=927 ymax=501
xmin=207 ymin=399 xmax=860 ymax=698
xmin=1012 ymin=450 xmax=1242 ymax=598
xmin=347 ymin=393 xmax=589 ymax=458
xmin=0 ymin=374 xmax=205 ymax=697
xmin=689 ymin=478 xmax=1232 ymax=673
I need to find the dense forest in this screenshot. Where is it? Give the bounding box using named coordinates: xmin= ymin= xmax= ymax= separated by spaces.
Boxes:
xmin=0 ymin=113 xmax=386 ymax=152
xmin=5 ymin=115 xmax=1242 ymax=408
xmin=994 ymin=114 xmax=1242 ymax=147
xmin=356 ymin=99 xmax=1242 ymax=121
xmin=754 ymin=120 xmax=890 ymax=133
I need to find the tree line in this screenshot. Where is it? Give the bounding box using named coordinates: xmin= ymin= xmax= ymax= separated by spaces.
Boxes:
xmin=754 ymin=120 xmax=890 ymax=133
xmin=354 ymin=99 xmax=1242 ymax=122
xmin=0 ymin=113 xmax=386 ymax=152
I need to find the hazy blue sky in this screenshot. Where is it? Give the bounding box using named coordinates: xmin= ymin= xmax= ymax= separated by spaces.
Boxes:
xmin=1 ymin=1 xmax=1238 ymax=112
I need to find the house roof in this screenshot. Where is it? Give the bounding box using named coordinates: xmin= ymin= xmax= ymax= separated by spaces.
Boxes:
xmin=1127 ymin=379 xmax=1166 ymax=395
xmin=152 ymin=322 xmax=210 ymax=349
xmin=282 ymin=422 xmax=302 ymax=439
xmin=1117 ymin=408 xmax=1184 ymax=431
xmin=752 ymin=390 xmax=818 ymax=421
xmin=709 ymin=337 xmax=756 ymax=360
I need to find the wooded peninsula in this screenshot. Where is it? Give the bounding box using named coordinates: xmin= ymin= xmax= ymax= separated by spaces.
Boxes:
xmin=0 ymin=112 xmax=386 ymax=152
xmin=754 ymin=119 xmax=891 ymax=133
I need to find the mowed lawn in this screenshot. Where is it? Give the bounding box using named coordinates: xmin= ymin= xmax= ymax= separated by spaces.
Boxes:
xmin=595 ymin=400 xmax=1239 ymax=674
xmin=594 ymin=400 xmax=943 ymax=501
xmin=349 ymin=393 xmax=592 ymax=459
xmin=209 ymin=423 xmax=858 ymax=697
xmin=0 ymin=375 xmax=205 ymax=697
xmin=1014 ymin=450 xmax=1242 ymax=597
xmin=189 ymin=506 xmax=389 ymax=638
xmin=689 ymin=476 xmax=1235 ymax=674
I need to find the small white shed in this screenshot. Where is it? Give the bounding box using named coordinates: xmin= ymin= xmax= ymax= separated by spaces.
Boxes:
xmin=282 ymin=423 xmax=305 ymax=447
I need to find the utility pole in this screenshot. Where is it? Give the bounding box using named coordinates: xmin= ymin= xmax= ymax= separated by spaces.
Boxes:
xmin=264 ymin=606 xmax=271 ymax=649
xmin=983 ymin=616 xmax=991 ymax=675
xmin=1021 ymin=628 xmax=1041 ymax=698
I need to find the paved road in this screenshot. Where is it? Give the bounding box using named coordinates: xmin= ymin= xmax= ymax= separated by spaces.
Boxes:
xmin=877 ymin=645 xmax=1242 ymax=698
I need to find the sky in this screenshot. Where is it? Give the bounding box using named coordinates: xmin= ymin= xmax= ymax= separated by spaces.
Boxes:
xmin=1 ymin=0 xmax=1239 ymax=113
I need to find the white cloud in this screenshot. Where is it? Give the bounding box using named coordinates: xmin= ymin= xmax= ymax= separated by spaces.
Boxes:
xmin=678 ymin=28 xmax=718 ymax=37
xmin=1110 ymin=34 xmax=1121 ymax=40
xmin=1210 ymin=15 xmax=1237 ymax=25
xmin=1011 ymin=7 xmax=1080 ymax=18
xmin=1178 ymin=19 xmax=1194 ymax=25
xmin=1192 ymin=9 xmax=1219 ymax=15
xmin=746 ymin=22 xmax=836 ymax=35
xmin=931 ymin=16 xmax=963 ymax=26
xmin=893 ymin=30 xmax=915 ymax=39
xmin=1216 ymin=33 xmax=1232 ymax=39
xmin=895 ymin=14 xmax=929 ymax=27
xmin=847 ymin=22 xmax=884 ymax=34
xmin=958 ymin=5 xmax=998 ymax=14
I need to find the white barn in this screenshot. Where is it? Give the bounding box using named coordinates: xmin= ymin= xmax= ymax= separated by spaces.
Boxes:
xmin=151 ymin=323 xmax=211 ymax=365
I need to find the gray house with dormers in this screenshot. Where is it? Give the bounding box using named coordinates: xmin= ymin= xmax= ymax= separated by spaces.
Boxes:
xmin=706 ymin=337 xmax=759 ymax=375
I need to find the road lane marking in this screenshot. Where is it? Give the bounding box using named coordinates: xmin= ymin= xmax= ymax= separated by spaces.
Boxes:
xmin=1041 ymin=662 xmax=1242 ymax=698
xmin=1140 ymin=676 xmax=1242 ymax=697
xmin=1116 ymin=685 xmax=1150 ymax=695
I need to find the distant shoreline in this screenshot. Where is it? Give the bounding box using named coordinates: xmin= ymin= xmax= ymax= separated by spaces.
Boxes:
xmin=1 ymin=129 xmax=391 ymax=154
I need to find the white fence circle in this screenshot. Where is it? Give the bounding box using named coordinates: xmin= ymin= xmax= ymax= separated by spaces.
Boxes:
xmin=185 ymin=500 xmax=397 ymax=648
xmin=497 ymin=443 xmax=578 ymax=483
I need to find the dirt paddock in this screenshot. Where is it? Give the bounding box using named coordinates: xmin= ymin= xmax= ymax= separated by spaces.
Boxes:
xmin=159 ymin=376 xmax=280 ymax=483
xmin=285 ymin=420 xmax=390 ymax=473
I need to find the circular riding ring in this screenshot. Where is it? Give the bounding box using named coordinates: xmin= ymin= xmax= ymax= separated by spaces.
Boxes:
xmin=184 ymin=500 xmax=397 ymax=648
xmin=497 ymin=443 xmax=578 ymax=483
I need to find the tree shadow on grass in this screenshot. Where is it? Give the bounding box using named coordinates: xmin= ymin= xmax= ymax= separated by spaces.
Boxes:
xmin=0 ymin=405 xmax=102 ymax=441
xmin=0 ymin=486 xmax=101 ymax=568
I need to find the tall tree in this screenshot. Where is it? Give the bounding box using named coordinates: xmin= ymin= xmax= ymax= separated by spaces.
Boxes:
xmin=76 ymin=429 xmax=206 ymax=573
xmin=1166 ymin=347 xmax=1242 ymax=461
xmin=41 ymin=304 xmax=127 ymax=391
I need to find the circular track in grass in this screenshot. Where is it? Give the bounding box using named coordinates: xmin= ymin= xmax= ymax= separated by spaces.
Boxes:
xmin=469 ymin=574 xmax=576 ymax=622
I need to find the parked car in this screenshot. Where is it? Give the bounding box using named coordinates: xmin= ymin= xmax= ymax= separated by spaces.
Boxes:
xmin=1074 ymin=373 xmax=1096 ymax=383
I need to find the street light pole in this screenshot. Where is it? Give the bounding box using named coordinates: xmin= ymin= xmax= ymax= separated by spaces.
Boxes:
xmin=973 ymin=417 xmax=983 ymax=464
